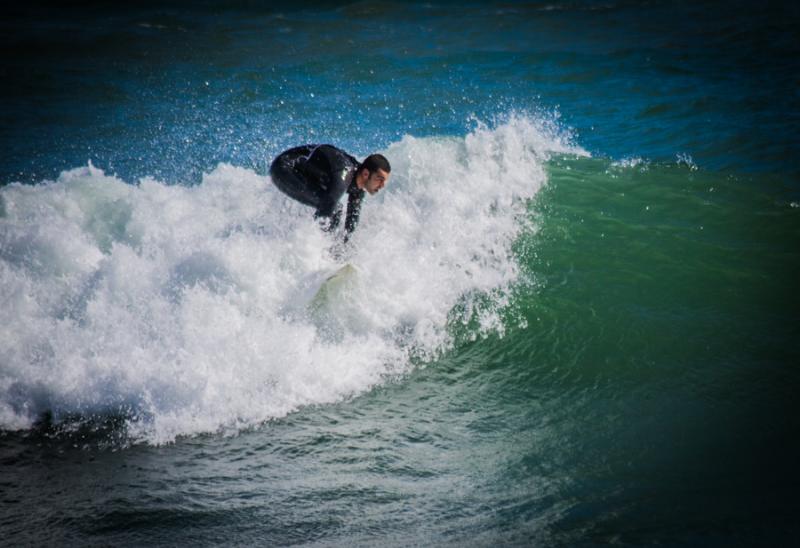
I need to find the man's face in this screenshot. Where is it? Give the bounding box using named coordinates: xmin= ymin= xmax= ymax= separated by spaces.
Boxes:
xmin=361 ymin=168 xmax=390 ymax=195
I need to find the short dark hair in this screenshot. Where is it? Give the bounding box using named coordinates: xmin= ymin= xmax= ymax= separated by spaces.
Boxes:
xmin=359 ymin=154 xmax=391 ymax=175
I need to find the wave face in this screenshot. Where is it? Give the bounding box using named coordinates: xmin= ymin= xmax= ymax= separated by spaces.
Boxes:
xmin=0 ymin=114 xmax=583 ymax=443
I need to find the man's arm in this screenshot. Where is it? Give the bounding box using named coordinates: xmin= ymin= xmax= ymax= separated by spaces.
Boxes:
xmin=343 ymin=189 xmax=364 ymax=241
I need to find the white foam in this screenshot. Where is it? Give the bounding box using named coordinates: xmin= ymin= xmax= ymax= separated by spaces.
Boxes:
xmin=610 ymin=157 xmax=649 ymax=170
xmin=0 ymin=114 xmax=584 ymax=443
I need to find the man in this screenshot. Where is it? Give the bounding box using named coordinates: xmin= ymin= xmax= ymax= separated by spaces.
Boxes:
xmin=269 ymin=144 xmax=391 ymax=240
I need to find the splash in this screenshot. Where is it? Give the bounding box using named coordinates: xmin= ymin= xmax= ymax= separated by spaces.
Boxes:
xmin=0 ymin=114 xmax=585 ymax=444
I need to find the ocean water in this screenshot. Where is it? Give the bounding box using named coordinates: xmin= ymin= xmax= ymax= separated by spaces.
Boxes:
xmin=1 ymin=1 xmax=799 ymax=545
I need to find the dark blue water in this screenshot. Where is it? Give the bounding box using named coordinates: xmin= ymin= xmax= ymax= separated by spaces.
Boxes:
xmin=2 ymin=1 xmax=798 ymax=185
xmin=2 ymin=1 xmax=799 ymax=546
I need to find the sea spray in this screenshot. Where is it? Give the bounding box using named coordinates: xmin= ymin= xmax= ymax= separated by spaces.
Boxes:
xmin=1 ymin=114 xmax=585 ymax=444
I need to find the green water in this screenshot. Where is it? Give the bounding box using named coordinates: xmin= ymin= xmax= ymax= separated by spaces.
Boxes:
xmin=470 ymin=156 xmax=800 ymax=542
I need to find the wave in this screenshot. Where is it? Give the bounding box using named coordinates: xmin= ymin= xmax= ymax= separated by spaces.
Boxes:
xmin=0 ymin=113 xmax=586 ymax=444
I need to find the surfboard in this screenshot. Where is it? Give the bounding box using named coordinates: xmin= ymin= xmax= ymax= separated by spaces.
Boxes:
xmin=308 ymin=263 xmax=359 ymax=313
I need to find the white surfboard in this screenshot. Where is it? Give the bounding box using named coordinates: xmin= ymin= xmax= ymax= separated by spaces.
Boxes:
xmin=308 ymin=263 xmax=359 ymax=314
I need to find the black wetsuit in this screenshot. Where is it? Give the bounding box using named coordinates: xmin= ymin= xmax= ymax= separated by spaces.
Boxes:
xmin=269 ymin=144 xmax=365 ymax=237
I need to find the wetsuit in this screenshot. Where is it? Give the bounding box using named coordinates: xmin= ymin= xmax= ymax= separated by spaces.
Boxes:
xmin=269 ymin=144 xmax=365 ymax=237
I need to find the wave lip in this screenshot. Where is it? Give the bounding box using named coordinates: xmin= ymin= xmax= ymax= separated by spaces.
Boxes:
xmin=0 ymin=113 xmax=582 ymax=444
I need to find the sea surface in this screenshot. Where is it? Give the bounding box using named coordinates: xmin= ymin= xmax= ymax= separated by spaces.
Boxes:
xmin=1 ymin=1 xmax=799 ymax=545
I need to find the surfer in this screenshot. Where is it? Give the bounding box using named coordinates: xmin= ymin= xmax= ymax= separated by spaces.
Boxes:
xmin=269 ymin=144 xmax=391 ymax=240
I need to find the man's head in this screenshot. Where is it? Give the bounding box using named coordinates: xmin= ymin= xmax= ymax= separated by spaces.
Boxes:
xmin=355 ymin=154 xmax=391 ymax=195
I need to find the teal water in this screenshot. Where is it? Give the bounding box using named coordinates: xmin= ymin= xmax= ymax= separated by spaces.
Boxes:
xmin=2 ymin=1 xmax=800 ymax=545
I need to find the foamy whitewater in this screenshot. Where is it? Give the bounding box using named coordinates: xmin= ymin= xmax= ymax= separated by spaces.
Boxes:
xmin=0 ymin=115 xmax=585 ymax=444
